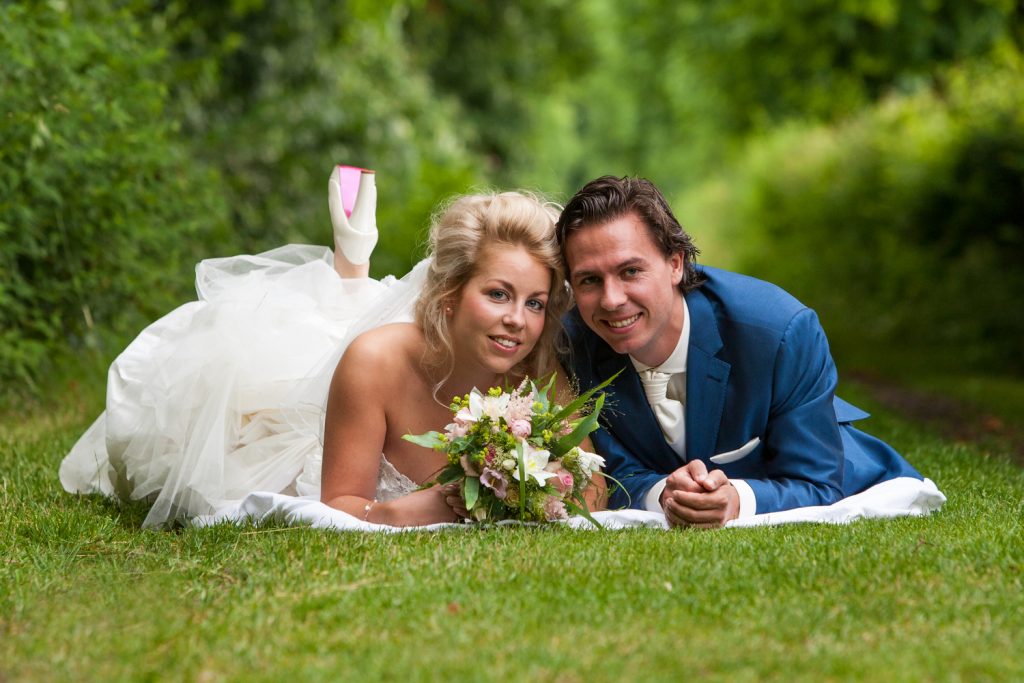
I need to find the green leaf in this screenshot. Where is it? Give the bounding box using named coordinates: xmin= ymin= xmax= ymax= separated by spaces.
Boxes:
xmin=464 ymin=476 xmax=480 ymax=510
xmin=549 ymin=369 xmax=621 ymax=424
xmin=552 ymin=392 xmax=606 ymax=457
xmin=598 ymin=469 xmax=632 ymax=509
xmin=537 ymin=373 xmax=558 ymax=411
xmin=402 ymin=431 xmax=444 ymax=449
xmin=516 ymin=441 xmax=527 ymax=520
xmin=436 ymin=467 xmax=463 ymax=485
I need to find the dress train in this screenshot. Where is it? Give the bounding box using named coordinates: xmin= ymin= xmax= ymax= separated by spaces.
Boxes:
xmin=60 ymin=245 xmax=428 ymax=527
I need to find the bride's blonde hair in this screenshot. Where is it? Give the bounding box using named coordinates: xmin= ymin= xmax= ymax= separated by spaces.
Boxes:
xmin=415 ymin=190 xmax=569 ymax=389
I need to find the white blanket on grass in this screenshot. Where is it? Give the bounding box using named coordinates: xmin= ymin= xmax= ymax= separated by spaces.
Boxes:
xmin=193 ymin=477 xmax=945 ymax=531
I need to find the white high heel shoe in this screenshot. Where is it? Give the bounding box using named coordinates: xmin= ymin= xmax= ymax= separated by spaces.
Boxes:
xmin=328 ymin=165 xmax=378 ymax=266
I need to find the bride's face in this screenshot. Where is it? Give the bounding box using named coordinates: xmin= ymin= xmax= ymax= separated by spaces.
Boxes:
xmin=448 ymin=243 xmax=551 ymax=378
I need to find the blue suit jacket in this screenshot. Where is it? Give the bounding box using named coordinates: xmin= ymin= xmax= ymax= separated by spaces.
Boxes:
xmin=563 ymin=265 xmax=922 ymax=513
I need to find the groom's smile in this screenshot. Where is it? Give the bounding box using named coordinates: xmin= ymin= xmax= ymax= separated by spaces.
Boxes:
xmin=564 ymin=213 xmax=685 ymax=367
xmin=606 ymin=312 xmax=642 ymax=329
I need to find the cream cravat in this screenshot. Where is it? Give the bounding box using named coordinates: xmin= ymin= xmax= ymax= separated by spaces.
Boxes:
xmin=639 ymin=368 xmax=685 ymax=452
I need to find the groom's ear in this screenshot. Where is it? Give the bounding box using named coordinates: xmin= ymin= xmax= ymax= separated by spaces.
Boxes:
xmin=669 ymin=252 xmax=685 ymax=286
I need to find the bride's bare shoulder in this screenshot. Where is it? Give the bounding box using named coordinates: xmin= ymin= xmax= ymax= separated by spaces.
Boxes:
xmin=337 ymin=322 xmax=424 ymax=376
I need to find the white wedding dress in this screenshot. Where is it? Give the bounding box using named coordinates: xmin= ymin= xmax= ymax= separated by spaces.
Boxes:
xmin=60 ymin=244 xmax=427 ymax=528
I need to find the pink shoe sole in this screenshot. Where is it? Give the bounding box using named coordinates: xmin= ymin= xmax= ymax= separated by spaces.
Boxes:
xmin=334 ymin=165 xmax=375 ymax=217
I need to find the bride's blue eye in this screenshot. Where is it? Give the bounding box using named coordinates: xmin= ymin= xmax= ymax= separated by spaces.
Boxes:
xmin=489 ymin=290 xmax=509 ymax=301
xmin=526 ymin=298 xmax=546 ymax=312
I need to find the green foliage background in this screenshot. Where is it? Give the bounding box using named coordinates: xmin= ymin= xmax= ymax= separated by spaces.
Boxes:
xmin=2 ymin=0 xmax=1022 ymax=397
xmin=681 ymin=63 xmax=1024 ymax=373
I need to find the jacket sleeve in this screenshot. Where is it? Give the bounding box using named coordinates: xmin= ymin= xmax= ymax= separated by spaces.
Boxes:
xmin=745 ymin=308 xmax=845 ymax=513
xmin=591 ymin=424 xmax=665 ymax=510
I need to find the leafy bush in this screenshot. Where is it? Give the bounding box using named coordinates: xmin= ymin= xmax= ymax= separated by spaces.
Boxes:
xmin=681 ymin=64 xmax=1024 ymax=374
xmin=153 ymin=0 xmax=483 ymax=278
xmin=672 ymin=0 xmax=1023 ymax=131
xmin=0 ymin=4 xmax=231 ymax=395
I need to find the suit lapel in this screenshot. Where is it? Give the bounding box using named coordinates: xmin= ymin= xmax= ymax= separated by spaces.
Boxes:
xmin=594 ymin=343 xmax=682 ymax=472
xmin=684 ymin=288 xmax=730 ymax=462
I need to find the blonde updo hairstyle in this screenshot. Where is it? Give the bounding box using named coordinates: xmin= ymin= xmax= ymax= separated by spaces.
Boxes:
xmin=415 ymin=191 xmax=569 ymax=388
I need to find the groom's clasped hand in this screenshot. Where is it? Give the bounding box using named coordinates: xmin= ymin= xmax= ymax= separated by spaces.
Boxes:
xmin=660 ymin=459 xmax=739 ymax=529
xmin=657 ymin=436 xmax=761 ymax=528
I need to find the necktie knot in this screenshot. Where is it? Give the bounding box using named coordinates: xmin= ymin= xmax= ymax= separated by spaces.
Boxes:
xmin=638 ymin=367 xmax=686 ymax=452
xmin=639 ymin=368 xmax=672 ymax=405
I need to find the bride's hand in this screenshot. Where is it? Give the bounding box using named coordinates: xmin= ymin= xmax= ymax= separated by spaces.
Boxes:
xmin=441 ymin=482 xmax=469 ymax=519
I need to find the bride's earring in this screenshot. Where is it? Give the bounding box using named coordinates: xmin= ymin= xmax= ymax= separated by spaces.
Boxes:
xmin=329 ymin=165 xmax=378 ymax=277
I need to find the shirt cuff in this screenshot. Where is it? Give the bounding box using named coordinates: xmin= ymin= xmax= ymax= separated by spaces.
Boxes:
xmin=643 ymin=478 xmax=669 ymax=512
xmin=731 ymin=479 xmax=756 ymax=518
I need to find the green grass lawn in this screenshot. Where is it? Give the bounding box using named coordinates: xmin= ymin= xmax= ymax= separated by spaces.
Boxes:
xmin=2 ymin=390 xmax=1022 ymax=682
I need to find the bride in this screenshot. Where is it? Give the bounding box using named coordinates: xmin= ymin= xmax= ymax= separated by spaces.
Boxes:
xmin=60 ymin=166 xmax=602 ymax=528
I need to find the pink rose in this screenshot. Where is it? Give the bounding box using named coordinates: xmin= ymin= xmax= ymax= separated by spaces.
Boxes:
xmin=509 ymin=418 xmax=532 ymax=439
xmin=544 ymin=463 xmax=574 ymax=495
xmin=554 ymin=469 xmax=574 ymax=494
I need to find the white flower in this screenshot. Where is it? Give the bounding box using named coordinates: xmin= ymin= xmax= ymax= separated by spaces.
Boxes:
xmin=511 ymin=443 xmax=556 ymax=486
xmin=577 ymin=448 xmax=606 ymax=476
xmin=461 ymin=388 xmax=511 ymax=423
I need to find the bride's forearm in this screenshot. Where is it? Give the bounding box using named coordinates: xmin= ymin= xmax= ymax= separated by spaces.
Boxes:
xmin=325 ymin=487 xmax=454 ymax=527
xmin=324 ymin=494 xmax=392 ymax=525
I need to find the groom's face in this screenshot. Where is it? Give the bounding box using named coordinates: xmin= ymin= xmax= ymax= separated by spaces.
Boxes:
xmin=564 ymin=212 xmax=685 ymax=367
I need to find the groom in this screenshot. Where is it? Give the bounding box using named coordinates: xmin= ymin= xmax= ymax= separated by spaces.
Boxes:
xmin=557 ymin=175 xmax=922 ymax=527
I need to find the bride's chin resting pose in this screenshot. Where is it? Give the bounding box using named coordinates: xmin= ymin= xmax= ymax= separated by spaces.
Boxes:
xmin=322 ymin=191 xmax=600 ymax=525
xmin=60 ymin=166 xmax=605 ymax=528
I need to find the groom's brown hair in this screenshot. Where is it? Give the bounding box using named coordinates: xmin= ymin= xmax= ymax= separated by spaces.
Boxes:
xmin=556 ymin=175 xmax=705 ymax=293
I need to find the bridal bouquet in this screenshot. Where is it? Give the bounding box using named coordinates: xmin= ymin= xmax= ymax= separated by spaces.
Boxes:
xmin=404 ymin=375 xmax=613 ymax=524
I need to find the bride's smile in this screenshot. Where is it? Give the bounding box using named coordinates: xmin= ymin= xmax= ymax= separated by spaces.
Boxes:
xmin=448 ymin=243 xmax=551 ymax=381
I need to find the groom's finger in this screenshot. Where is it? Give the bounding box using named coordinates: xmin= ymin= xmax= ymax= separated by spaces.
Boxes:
xmin=662 ymin=498 xmax=691 ymax=528
xmin=700 ymin=469 xmax=729 ymax=491
xmin=670 ymin=497 xmax=729 ymax=527
xmin=672 ymin=489 xmax=728 ymax=511
xmin=666 ymin=503 xmax=722 ymax=528
xmin=663 ymin=462 xmax=712 ymax=493
xmin=665 ymin=470 xmax=701 ymax=494
xmin=664 ymin=489 xmax=722 ymax=525
xmin=683 ymin=459 xmax=709 ymax=483
xmin=669 ymin=483 xmax=739 ymax=527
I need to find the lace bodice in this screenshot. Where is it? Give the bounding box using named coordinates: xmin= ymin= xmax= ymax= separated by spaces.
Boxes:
xmin=376 ymin=455 xmax=419 ymax=502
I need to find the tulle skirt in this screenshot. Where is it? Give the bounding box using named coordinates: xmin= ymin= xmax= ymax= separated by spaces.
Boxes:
xmin=60 ymin=244 xmax=405 ymax=527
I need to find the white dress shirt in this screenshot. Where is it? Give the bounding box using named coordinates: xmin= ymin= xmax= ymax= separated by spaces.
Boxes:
xmin=629 ymin=298 xmax=756 ymax=518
